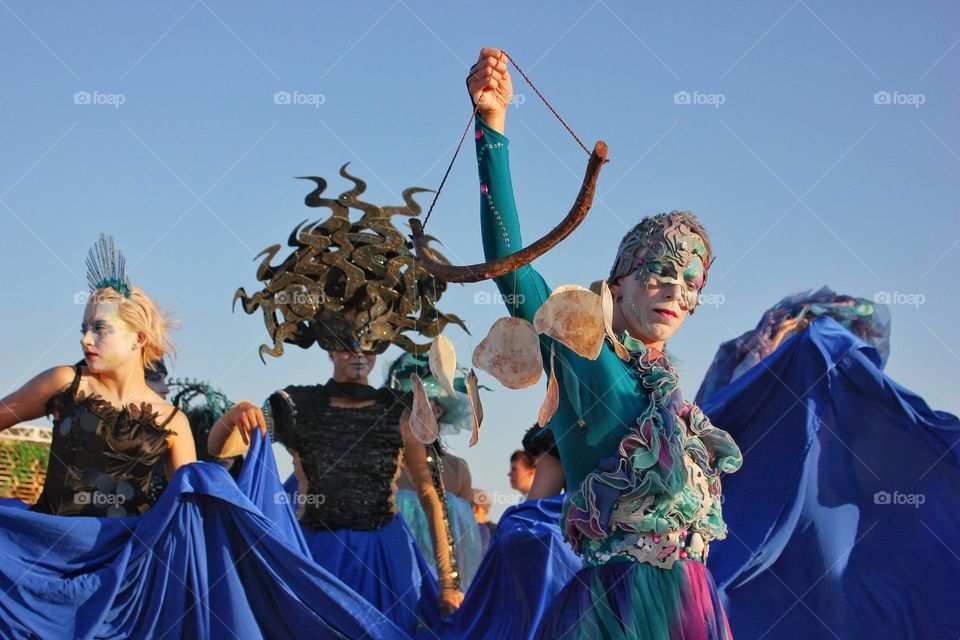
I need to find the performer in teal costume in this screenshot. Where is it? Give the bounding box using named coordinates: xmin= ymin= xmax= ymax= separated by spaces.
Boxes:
xmin=467 ymin=49 xmax=742 ymax=639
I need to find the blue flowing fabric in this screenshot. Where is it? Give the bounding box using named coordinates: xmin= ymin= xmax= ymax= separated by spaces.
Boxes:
xmin=703 ymin=317 xmax=960 ymax=639
xmin=279 ymin=474 xmax=441 ymax=634
xmin=428 ymin=495 xmax=580 ymax=640
xmin=301 ymin=516 xmax=441 ymax=635
xmin=0 ymin=432 xmax=409 ymax=639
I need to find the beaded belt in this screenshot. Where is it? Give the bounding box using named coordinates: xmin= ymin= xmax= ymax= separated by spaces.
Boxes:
xmin=582 ymin=529 xmax=708 ymax=571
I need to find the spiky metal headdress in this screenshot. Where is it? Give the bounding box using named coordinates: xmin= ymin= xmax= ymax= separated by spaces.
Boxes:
xmin=234 ymin=164 xmax=467 ymax=361
xmin=86 ymin=233 xmax=133 ymax=298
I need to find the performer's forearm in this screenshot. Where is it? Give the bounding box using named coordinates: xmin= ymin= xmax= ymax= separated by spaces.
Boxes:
xmin=418 ymin=485 xmax=458 ymax=591
xmin=207 ymin=418 xmax=248 ymax=458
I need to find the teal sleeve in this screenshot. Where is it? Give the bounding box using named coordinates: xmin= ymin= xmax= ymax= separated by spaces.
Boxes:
xmin=475 ymin=117 xmax=632 ymax=433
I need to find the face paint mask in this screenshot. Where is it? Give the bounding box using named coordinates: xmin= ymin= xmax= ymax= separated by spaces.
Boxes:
xmin=609 ymin=212 xmax=712 ymax=313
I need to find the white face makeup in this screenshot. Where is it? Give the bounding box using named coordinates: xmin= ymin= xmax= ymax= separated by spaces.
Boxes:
xmin=614 ymin=275 xmax=689 ymax=347
xmin=329 ymin=351 xmax=376 ymax=381
xmin=80 ymin=302 xmax=141 ymax=373
xmin=608 ymin=214 xmax=712 ymax=349
xmin=631 ymin=228 xmax=708 ymax=314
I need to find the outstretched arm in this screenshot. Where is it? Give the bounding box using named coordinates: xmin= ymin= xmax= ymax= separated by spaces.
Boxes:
xmin=0 ymin=366 xmax=75 ymax=432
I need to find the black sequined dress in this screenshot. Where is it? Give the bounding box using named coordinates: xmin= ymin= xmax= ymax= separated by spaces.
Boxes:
xmin=32 ymin=365 xmax=175 ymax=517
xmin=267 ymin=380 xmax=410 ymax=531
xmin=265 ymin=380 xmax=444 ymax=632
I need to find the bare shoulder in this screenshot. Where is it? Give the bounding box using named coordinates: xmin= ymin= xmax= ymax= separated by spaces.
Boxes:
xmin=41 ymin=365 xmax=79 ymax=391
xmin=161 ymin=404 xmax=191 ymax=438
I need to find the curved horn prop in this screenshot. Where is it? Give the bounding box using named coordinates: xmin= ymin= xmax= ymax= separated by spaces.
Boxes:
xmin=410 ymin=140 xmax=608 ymax=283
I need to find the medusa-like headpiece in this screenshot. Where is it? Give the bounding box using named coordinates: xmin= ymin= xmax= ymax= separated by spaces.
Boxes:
xmin=608 ymin=211 xmax=713 ymax=313
xmin=234 ymin=165 xmax=467 ymax=360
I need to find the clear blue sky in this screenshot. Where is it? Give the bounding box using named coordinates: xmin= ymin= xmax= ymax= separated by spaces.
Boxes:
xmin=2 ymin=1 xmax=958 ymax=518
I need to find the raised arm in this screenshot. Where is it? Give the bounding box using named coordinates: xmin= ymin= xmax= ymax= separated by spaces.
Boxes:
xmin=469 ymin=50 xmax=552 ymax=324
xmin=468 ymin=49 xmax=629 ymax=430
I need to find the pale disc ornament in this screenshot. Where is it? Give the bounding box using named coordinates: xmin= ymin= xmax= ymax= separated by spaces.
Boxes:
xmin=466 ymin=369 xmax=484 ymax=447
xmin=409 ymin=374 xmax=439 ymax=444
xmin=538 ymin=342 xmax=560 ymax=427
xmin=471 ymin=317 xmax=543 ymax=389
xmin=428 ymin=335 xmax=459 ymax=398
xmin=533 ymin=287 xmax=605 ymax=360
xmin=601 ymin=280 xmax=630 ymax=361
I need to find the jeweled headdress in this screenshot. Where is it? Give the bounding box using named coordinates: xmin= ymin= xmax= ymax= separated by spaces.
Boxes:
xmin=609 ymin=211 xmax=713 ymax=313
xmin=234 ymin=165 xmax=467 ymax=360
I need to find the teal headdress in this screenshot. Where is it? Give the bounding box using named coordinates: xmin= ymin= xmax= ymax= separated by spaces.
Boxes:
xmin=86 ymin=233 xmax=133 ymax=298
xmin=385 ymin=353 xmax=473 ymax=435
xmin=168 ymin=378 xmax=234 ymax=421
xmin=168 ymin=378 xmax=235 ymax=464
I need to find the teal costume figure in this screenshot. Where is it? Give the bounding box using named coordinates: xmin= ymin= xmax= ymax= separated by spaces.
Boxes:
xmin=473 ymin=111 xmax=742 ymax=639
